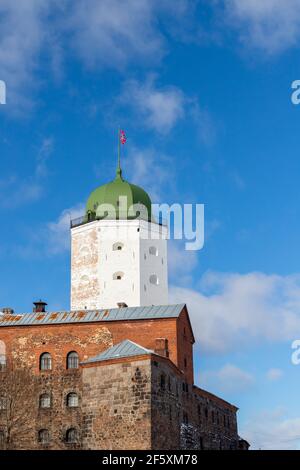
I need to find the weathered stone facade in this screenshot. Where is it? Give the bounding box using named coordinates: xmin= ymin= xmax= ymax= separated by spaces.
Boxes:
xmin=0 ymin=305 xmax=246 ymax=450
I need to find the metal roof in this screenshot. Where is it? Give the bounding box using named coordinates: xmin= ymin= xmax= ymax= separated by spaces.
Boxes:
xmin=82 ymin=340 xmax=154 ymax=364
xmin=0 ymin=304 xmax=185 ymax=327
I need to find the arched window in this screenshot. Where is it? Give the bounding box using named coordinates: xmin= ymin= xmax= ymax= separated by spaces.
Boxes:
xmin=67 ymin=392 xmax=79 ymax=408
xmin=0 ymin=341 xmax=6 ymax=370
xmin=67 ymin=351 xmax=79 ymax=369
xmin=66 ymin=428 xmax=78 ymax=443
xmin=38 ymin=429 xmax=50 ymax=444
xmin=160 ymin=374 xmax=165 ymax=390
xmin=149 ymin=246 xmax=158 ymax=256
xmin=113 ymin=242 xmax=124 ymax=251
xmin=39 ymin=393 xmax=51 ymax=409
xmin=113 ymin=271 xmax=124 ymax=280
xmin=0 ymin=397 xmax=7 ymax=410
xmin=40 ymin=352 xmax=52 ymax=371
xmin=149 ymin=274 xmax=159 ymax=285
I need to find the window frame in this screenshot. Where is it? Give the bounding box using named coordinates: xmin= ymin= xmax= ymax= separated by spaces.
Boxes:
xmin=65 ymin=427 xmax=78 ymax=444
xmin=39 ymin=393 xmax=51 ymax=409
xmin=40 ymin=352 xmax=52 ymax=371
xmin=38 ymin=429 xmax=50 ymax=445
xmin=66 ymin=351 xmax=79 ymax=370
xmin=66 ymin=392 xmax=79 ymax=408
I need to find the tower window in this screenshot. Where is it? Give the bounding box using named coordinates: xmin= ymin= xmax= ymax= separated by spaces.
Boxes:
xmin=40 ymin=352 xmax=52 ymax=371
xmin=67 ymin=351 xmax=79 ymax=369
xmin=149 ymin=246 xmax=158 ymax=256
xmin=39 ymin=393 xmax=51 ymax=409
xmin=113 ymin=242 xmax=124 ymax=251
xmin=113 ymin=271 xmax=124 ymax=280
xmin=38 ymin=429 xmax=50 ymax=445
xmin=66 ymin=392 xmax=79 ymax=408
xmin=149 ymin=274 xmax=159 ymax=285
xmin=66 ymin=428 xmax=78 ymax=444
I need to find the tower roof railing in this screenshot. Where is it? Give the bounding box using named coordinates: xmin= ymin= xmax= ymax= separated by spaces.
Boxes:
xmin=70 ymin=213 xmax=167 ymax=229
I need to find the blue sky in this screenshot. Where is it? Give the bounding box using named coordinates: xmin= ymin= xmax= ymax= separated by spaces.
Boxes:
xmin=1 ymin=0 xmax=300 ymax=449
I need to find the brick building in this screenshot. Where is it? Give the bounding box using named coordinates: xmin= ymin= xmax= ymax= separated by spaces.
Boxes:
xmin=0 ymin=154 xmax=249 ymax=450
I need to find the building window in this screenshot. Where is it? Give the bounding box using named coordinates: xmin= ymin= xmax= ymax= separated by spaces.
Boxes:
xmin=0 ymin=430 xmax=5 ymax=447
xmin=160 ymin=374 xmax=166 ymax=390
xmin=212 ymin=410 xmax=215 ymax=423
xmin=113 ymin=271 xmax=124 ymax=280
xmin=113 ymin=242 xmax=124 ymax=251
xmin=183 ymin=412 xmax=189 ymax=425
xmin=0 ymin=341 xmax=6 ymax=371
xmin=67 ymin=351 xmax=79 ymax=369
xmin=40 ymin=352 xmax=52 ymax=371
xmin=67 ymin=392 xmax=79 ymax=408
xmin=184 ymin=357 xmax=187 ymax=368
xmin=0 ymin=397 xmax=7 ymax=410
xmin=149 ymin=246 xmax=158 ymax=256
xmin=149 ymin=274 xmax=159 ymax=285
xmin=205 ymin=407 xmax=208 ymax=419
xmin=38 ymin=429 xmax=50 ymax=445
xmin=66 ymin=428 xmax=78 ymax=444
xmin=39 ymin=393 xmax=51 ymax=409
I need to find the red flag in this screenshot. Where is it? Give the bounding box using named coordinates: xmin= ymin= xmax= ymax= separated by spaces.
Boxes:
xmin=120 ymin=129 xmax=126 ymax=145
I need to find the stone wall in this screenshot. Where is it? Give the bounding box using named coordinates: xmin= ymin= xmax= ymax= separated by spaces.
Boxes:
xmin=150 ymin=357 xmax=238 ymax=450
xmin=81 ymin=358 xmax=152 ymax=450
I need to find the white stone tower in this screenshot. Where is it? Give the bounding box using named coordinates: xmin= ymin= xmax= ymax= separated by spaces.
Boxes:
xmin=70 ymin=163 xmax=168 ymax=310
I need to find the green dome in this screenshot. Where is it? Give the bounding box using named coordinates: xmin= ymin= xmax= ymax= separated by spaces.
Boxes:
xmin=86 ymin=168 xmax=152 ymax=221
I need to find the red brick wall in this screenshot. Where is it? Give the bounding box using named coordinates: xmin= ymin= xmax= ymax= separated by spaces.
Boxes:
xmin=176 ymin=309 xmax=194 ymax=383
xmin=0 ymin=314 xmax=193 ymax=378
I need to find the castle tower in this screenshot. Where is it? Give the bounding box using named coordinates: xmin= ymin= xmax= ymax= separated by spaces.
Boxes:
xmin=70 ymin=162 xmax=168 ymax=310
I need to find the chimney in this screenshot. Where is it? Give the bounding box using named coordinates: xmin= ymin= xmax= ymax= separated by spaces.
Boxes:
xmin=1 ymin=307 xmax=14 ymax=315
xmin=155 ymin=338 xmax=169 ymax=358
xmin=117 ymin=302 xmax=128 ymax=308
xmin=33 ymin=300 xmax=47 ymax=313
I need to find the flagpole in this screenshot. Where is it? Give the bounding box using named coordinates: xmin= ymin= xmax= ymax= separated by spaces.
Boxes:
xmin=117 ymin=127 xmax=121 ymax=172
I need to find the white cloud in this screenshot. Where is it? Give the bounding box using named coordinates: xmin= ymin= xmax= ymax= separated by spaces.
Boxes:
xmin=221 ymin=0 xmax=300 ymax=55
xmin=201 ymin=363 xmax=255 ymax=393
xmin=0 ymin=1 xmax=192 ymax=111
xmin=241 ymin=408 xmax=300 ymax=450
xmin=67 ymin=0 xmax=188 ymax=70
xmin=46 ymin=204 xmax=85 ymax=255
xmin=120 ymin=77 xmax=186 ymax=134
xmin=266 ymin=368 xmax=283 ymax=381
xmin=0 ymin=0 xmax=51 ymax=110
xmin=170 ymin=271 xmax=300 ymax=353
